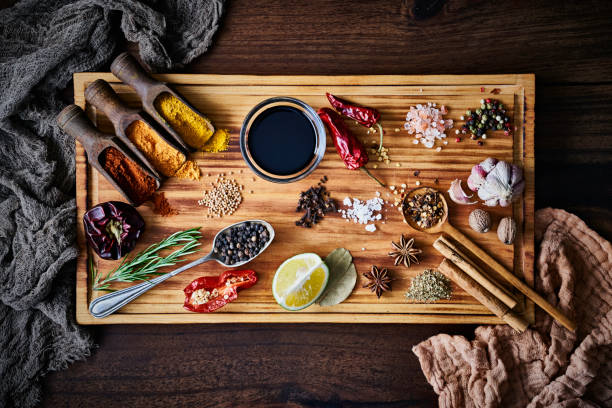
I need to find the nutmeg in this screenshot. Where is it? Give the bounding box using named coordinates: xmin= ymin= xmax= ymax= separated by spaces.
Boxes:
xmin=469 ymin=209 xmax=491 ymax=233
xmin=497 ymin=217 xmax=517 ymax=245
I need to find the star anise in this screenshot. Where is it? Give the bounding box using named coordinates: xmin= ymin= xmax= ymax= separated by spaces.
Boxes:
xmin=388 ymin=234 xmax=422 ymax=268
xmin=362 ymin=266 xmax=393 ymax=298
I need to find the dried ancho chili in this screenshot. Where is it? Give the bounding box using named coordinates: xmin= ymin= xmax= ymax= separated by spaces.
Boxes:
xmin=326 ymin=93 xmax=384 ymax=151
xmin=183 ymin=270 xmax=257 ymax=312
xmin=83 ymin=201 xmax=145 ymax=260
xmin=318 ymin=108 xmax=385 ymax=187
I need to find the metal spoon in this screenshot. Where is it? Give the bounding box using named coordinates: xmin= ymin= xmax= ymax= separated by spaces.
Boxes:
xmin=89 ymin=220 xmax=275 ymax=319
xmin=401 ymin=186 xmax=576 ymax=332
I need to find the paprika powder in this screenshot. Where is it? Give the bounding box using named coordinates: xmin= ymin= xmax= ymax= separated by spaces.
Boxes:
xmin=102 ymin=146 xmax=156 ymax=205
xmin=152 ymin=192 xmax=179 ymax=217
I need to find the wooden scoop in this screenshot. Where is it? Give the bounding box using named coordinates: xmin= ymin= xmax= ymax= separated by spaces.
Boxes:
xmin=57 ymin=104 xmax=161 ymax=206
xmin=402 ymin=186 xmax=577 ymax=332
xmin=84 ymin=78 xmax=189 ymax=174
xmin=110 ymin=52 xmax=215 ymax=151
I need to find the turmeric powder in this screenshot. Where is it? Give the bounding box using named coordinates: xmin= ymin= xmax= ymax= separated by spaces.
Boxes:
xmin=154 ymin=93 xmax=214 ymax=150
xmin=202 ymin=128 xmax=230 ymax=152
xmin=174 ymin=160 xmax=201 ymax=181
xmin=125 ymin=120 xmax=185 ymax=178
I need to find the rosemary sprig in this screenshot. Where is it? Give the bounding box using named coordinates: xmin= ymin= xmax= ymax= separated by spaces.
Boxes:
xmin=90 ymin=227 xmax=202 ymax=292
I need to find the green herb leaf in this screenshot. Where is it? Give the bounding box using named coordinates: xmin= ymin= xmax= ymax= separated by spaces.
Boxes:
xmin=316 ymin=248 xmax=357 ymax=306
xmin=90 ymin=227 xmax=202 ymax=292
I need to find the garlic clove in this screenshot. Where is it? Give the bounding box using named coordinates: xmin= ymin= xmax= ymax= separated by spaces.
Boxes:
xmin=468 ymin=165 xmax=487 ymax=191
xmin=512 ymin=179 xmax=525 ymax=198
xmin=484 ymin=197 xmax=499 ymax=206
xmin=478 ymin=175 xmax=504 ymax=200
xmin=448 ymin=179 xmax=477 ymax=205
xmin=480 ymin=157 xmax=498 ymax=173
xmin=490 ymin=160 xmax=512 ymax=186
xmin=498 ymin=198 xmax=511 ymax=207
xmin=510 ymin=165 xmax=523 ymax=188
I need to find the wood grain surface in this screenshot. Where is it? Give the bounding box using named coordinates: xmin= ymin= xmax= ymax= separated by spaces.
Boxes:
xmin=74 ymin=73 xmax=534 ymax=324
xmin=43 ymin=0 xmax=612 ymax=407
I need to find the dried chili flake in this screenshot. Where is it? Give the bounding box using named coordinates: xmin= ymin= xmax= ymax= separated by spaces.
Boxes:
xmin=403 ymin=190 xmax=445 ymax=229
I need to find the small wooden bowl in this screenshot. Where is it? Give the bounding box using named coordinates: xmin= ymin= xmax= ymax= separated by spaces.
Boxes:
xmin=401 ymin=186 xmax=449 ymax=233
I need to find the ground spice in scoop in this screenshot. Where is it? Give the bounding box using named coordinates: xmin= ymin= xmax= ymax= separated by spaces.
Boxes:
xmin=154 ymin=93 xmax=214 ymax=150
xmin=102 ymin=147 xmax=156 ymax=205
xmin=152 ymin=192 xmax=179 ymax=216
xmin=125 ymin=120 xmax=185 ymax=177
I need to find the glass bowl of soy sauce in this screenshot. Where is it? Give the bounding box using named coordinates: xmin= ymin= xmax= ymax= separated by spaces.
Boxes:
xmin=240 ymin=97 xmax=327 ymax=183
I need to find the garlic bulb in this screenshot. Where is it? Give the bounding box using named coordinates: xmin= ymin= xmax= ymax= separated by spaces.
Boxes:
xmin=467 ymin=158 xmax=525 ymax=207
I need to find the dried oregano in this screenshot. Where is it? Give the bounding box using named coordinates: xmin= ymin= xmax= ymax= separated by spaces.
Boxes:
xmin=405 ymin=269 xmax=451 ymax=302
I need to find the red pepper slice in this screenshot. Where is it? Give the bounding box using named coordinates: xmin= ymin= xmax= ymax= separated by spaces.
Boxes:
xmin=183 ymin=270 xmax=257 ymax=313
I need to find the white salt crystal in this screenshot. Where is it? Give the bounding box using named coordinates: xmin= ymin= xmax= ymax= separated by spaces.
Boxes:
xmin=365 ymin=224 xmax=376 ymax=232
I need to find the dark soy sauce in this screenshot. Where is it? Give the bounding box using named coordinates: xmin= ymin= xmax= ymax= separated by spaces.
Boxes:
xmin=248 ymin=106 xmax=316 ymax=175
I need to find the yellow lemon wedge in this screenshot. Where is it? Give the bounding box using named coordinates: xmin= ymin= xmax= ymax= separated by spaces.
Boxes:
xmin=272 ymin=253 xmax=329 ymax=311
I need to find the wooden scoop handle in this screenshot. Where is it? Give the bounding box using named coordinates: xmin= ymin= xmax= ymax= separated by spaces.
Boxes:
xmin=56 ymin=104 xmax=103 ymax=155
xmin=442 ymin=223 xmax=577 ymax=332
xmin=84 ymin=79 xmax=136 ymax=130
xmin=111 ymin=52 xmax=160 ymax=100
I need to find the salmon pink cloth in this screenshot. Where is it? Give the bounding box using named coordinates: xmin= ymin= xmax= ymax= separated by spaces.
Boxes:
xmin=413 ymin=208 xmax=612 ymax=407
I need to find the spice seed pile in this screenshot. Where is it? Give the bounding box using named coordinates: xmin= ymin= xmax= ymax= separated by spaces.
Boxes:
xmin=213 ymin=222 xmax=270 ymax=265
xmin=198 ymin=175 xmax=243 ymax=218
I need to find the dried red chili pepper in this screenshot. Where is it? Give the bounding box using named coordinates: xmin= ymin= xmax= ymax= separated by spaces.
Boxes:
xmin=183 ymin=270 xmax=257 ymax=313
xmin=326 ymin=93 xmax=380 ymax=127
xmin=83 ymin=201 xmax=145 ymax=260
xmin=326 ymin=92 xmax=384 ymax=151
xmin=318 ymin=108 xmax=385 ymax=187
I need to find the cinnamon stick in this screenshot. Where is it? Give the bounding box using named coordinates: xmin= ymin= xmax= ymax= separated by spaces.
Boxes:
xmin=438 ymin=259 xmax=528 ymax=332
xmin=434 ymin=236 xmax=518 ymax=309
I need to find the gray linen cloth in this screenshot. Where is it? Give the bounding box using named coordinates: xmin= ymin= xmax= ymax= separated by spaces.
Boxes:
xmin=0 ymin=0 xmax=224 ymax=406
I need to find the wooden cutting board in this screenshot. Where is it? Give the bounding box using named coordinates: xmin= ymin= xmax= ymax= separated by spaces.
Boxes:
xmin=74 ymin=74 xmax=534 ymax=324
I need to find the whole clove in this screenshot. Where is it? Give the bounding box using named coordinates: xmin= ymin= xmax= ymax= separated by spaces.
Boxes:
xmin=295 ymin=178 xmax=336 ymax=228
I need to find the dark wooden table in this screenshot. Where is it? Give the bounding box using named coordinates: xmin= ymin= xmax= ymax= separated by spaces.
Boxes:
xmin=43 ymin=1 xmax=612 ymax=406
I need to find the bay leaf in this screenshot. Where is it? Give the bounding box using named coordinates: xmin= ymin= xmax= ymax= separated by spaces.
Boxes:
xmin=316 ymin=248 xmax=357 ymax=306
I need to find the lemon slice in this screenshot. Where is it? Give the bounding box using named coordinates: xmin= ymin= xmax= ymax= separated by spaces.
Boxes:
xmin=272 ymin=253 xmax=329 ymax=311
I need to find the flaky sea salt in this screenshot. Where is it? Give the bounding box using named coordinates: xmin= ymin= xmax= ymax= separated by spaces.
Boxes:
xmin=339 ymin=196 xmax=384 ymax=230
